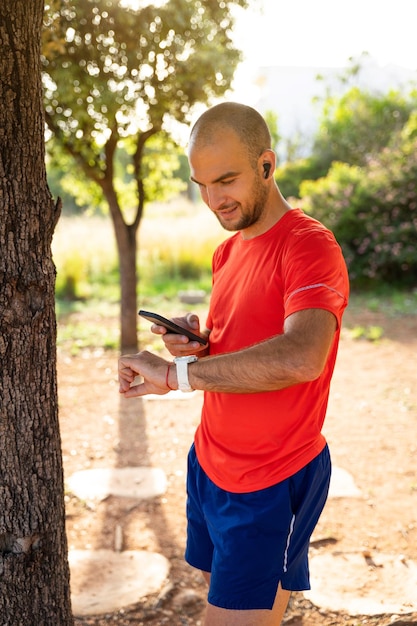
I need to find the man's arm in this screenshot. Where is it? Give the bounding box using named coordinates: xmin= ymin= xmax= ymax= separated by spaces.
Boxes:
xmin=187 ymin=308 xmax=337 ymax=393
xmin=119 ymin=308 xmax=337 ymax=397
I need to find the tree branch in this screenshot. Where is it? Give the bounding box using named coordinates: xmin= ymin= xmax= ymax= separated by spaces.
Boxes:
xmin=44 ymin=110 xmax=102 ymax=186
xmin=132 ymin=127 xmax=158 ymax=231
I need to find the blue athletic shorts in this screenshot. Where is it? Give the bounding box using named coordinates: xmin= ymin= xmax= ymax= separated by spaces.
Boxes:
xmin=185 ymin=443 xmax=331 ymax=610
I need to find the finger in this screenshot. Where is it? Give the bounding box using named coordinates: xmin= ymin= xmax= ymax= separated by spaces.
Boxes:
xmin=161 ymin=333 xmax=191 ymax=351
xmin=119 ymin=380 xmax=131 ymax=393
xmin=123 ymin=381 xmax=169 ymax=398
xmin=150 ymin=324 xmax=167 ymax=335
xmin=168 ymin=342 xmax=205 ymax=357
xmin=186 ymin=312 xmax=199 ymax=329
xmin=121 ymin=382 xmax=145 ymax=398
xmin=118 ymin=366 xmax=137 ymax=384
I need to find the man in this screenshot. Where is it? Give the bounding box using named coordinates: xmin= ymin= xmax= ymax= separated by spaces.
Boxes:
xmin=118 ymin=102 xmax=349 ymax=626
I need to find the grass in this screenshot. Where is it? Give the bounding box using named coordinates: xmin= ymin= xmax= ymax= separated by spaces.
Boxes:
xmin=348 ymin=324 xmax=384 ymax=342
xmin=137 ymin=199 xmax=227 ymax=296
xmin=53 ymin=198 xmax=417 ymax=352
xmin=53 ymin=198 xmax=226 ymax=352
xmin=347 ymin=285 xmax=417 ymax=317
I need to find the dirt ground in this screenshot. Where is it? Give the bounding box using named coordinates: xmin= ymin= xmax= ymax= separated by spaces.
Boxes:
xmin=58 ymin=304 xmax=417 ymax=626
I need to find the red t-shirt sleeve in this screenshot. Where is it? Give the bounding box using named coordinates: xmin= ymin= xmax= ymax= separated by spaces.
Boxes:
xmin=283 ymin=228 xmax=349 ymax=327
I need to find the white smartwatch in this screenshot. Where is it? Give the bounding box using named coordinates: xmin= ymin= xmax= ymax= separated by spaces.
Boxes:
xmin=174 ymin=355 xmax=198 ymax=392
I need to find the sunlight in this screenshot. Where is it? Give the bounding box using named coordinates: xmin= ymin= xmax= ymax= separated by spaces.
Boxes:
xmin=120 ymin=0 xmax=169 ymax=9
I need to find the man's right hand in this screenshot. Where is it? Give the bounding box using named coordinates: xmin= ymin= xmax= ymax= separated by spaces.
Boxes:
xmin=151 ymin=312 xmax=209 ymax=357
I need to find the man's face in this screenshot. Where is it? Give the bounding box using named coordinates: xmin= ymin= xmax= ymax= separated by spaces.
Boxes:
xmin=189 ymin=129 xmax=269 ymax=237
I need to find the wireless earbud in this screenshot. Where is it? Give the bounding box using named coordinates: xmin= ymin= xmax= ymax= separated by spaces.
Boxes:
xmin=263 ymin=163 xmax=271 ymax=179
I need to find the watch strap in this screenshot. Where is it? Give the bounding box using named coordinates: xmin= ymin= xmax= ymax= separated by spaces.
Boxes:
xmin=174 ymin=356 xmax=198 ymax=392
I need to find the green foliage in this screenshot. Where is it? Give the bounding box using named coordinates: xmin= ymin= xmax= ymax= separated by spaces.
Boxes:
xmin=349 ymin=325 xmax=384 ymax=342
xmin=47 ymin=145 xmax=106 ymax=215
xmin=301 ymin=130 xmax=417 ymax=285
xmin=128 ymin=132 xmax=186 ymax=204
xmin=55 ymin=250 xmax=89 ymax=299
xmin=276 ymin=88 xmax=415 ymax=200
xmin=57 ymin=314 xmax=120 ymax=354
xmin=360 ymin=130 xmax=417 ymax=284
xmin=300 ymin=161 xmax=368 ymax=228
xmin=48 ymin=132 xmax=186 ymax=216
xmin=263 ymin=110 xmax=281 ymax=155
xmin=283 ymin=60 xmax=417 ymax=287
xmin=275 ymin=156 xmax=328 ymax=199
xmin=347 ymin=285 xmax=417 ymax=317
xmin=42 ymin=0 xmax=248 ymax=188
xmin=42 ymin=0 xmax=248 ymax=348
xmin=276 ymin=59 xmax=417 ymax=200
xmin=313 ymin=83 xmax=417 ymax=171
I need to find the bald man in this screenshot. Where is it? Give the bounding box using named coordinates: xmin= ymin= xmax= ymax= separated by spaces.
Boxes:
xmin=119 ymin=102 xmax=349 ymax=626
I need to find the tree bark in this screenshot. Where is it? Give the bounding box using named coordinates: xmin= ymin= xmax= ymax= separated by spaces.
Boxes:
xmin=117 ymin=222 xmax=139 ymax=354
xmin=0 ymin=1 xmax=73 ymax=623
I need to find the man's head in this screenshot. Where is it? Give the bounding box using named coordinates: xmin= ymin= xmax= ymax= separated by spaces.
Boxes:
xmin=189 ymin=102 xmax=272 ymax=169
xmin=188 ymin=103 xmax=277 ymax=238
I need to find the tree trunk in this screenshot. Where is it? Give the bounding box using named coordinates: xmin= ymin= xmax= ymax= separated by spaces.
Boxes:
xmin=120 ymin=226 xmax=139 ymax=354
xmin=103 ymin=183 xmax=139 ymax=353
xmin=116 ymin=219 xmax=139 ymax=354
xmin=0 ymin=1 xmax=73 ymax=623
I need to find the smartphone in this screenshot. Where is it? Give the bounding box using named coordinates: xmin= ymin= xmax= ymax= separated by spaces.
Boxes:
xmin=138 ymin=309 xmax=207 ymax=345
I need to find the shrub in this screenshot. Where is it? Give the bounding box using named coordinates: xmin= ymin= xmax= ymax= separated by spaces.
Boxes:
xmin=301 ymin=137 xmax=417 ymax=286
xmin=275 ymin=156 xmax=328 ymax=200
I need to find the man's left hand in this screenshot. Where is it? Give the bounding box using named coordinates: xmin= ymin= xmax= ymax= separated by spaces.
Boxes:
xmin=118 ymin=351 xmax=171 ymax=398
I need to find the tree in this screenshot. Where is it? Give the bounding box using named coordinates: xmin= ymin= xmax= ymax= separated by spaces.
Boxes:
xmin=312 ymin=85 xmax=417 ymax=172
xmin=0 ymin=0 xmax=73 ymax=623
xmin=42 ymin=0 xmax=248 ymax=352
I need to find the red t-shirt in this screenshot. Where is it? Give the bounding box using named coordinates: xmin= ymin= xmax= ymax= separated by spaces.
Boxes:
xmin=194 ymin=208 xmax=349 ymax=493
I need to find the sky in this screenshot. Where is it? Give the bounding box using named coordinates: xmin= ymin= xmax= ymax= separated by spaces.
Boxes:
xmin=133 ymin=0 xmax=417 ymax=141
xmin=232 ymin=0 xmax=417 ymax=69
xmin=230 ymin=0 xmax=417 ymax=100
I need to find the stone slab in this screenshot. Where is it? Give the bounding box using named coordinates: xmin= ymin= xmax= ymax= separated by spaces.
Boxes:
xmin=328 ymin=466 xmax=362 ymax=498
xmin=67 ymin=466 xmax=167 ymax=501
xmin=305 ymin=551 xmax=417 ymax=615
xmin=69 ymin=549 xmax=170 ymax=616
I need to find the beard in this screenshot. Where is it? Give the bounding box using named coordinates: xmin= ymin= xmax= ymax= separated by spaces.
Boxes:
xmin=215 ymin=176 xmax=269 ymax=232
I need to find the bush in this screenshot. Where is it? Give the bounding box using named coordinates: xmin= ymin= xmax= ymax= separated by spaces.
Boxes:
xmin=301 ymin=136 xmax=417 ymax=286
xmin=275 ymin=157 xmax=328 ymax=199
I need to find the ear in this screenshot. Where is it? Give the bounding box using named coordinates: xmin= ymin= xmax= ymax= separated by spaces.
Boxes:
xmin=259 ymin=149 xmax=275 ymax=180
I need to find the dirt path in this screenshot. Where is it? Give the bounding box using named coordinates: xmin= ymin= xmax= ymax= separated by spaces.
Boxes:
xmin=58 ymin=308 xmax=417 ymax=625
